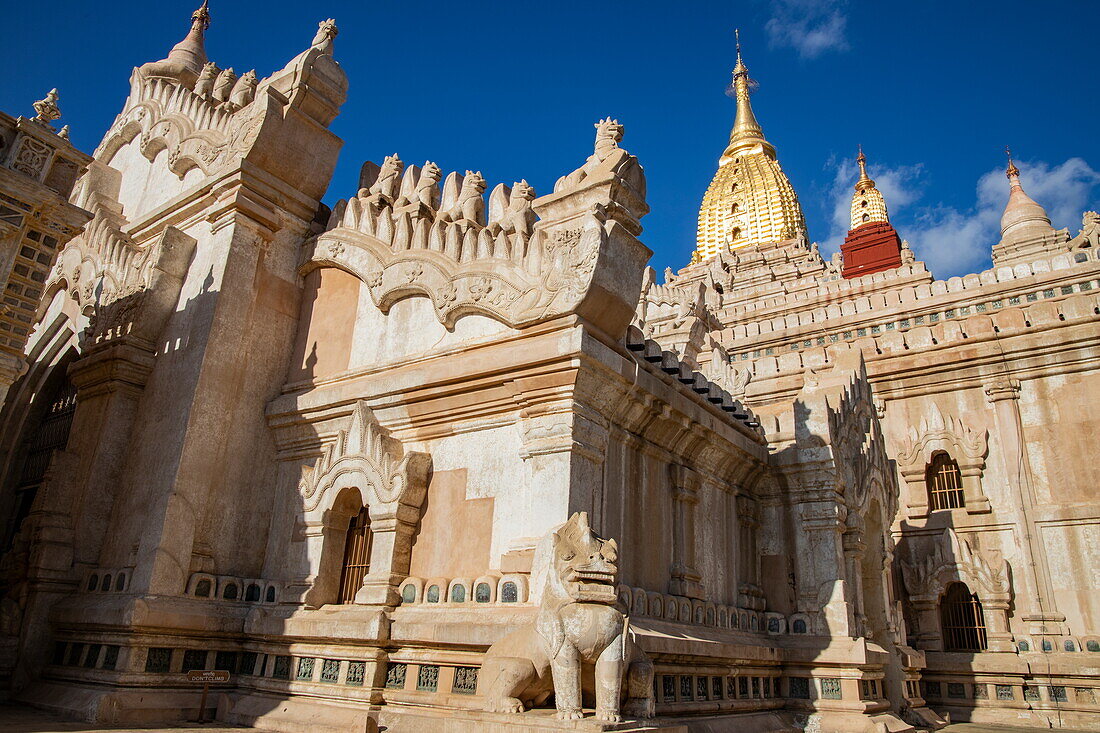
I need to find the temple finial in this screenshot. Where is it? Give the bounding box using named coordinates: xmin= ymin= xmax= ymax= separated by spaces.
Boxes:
xmin=193 ymin=0 xmax=211 ymax=31
xmin=1005 ymin=145 xmax=1020 ymax=179
xmin=855 ymin=145 xmax=874 ymax=191
xmin=724 ymin=30 xmax=773 ymax=160
xmin=163 ymin=0 xmax=211 ymax=74
xmin=849 ymin=146 xmax=889 ymax=228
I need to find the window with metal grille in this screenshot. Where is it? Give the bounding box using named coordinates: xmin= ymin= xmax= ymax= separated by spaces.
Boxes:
xmin=940 ymin=582 xmax=987 ymax=651
xmin=926 ymin=452 xmax=965 ymax=511
xmin=337 ymin=507 xmax=372 ymax=604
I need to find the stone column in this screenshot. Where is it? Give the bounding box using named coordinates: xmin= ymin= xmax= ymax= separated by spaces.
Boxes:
xmin=792 ymin=482 xmax=851 ymax=636
xmin=736 ymin=493 xmax=764 ymax=610
xmin=294 ymin=503 xmax=360 ymax=608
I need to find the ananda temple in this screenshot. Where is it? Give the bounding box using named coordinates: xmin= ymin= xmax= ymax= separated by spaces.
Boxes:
xmin=0 ymin=5 xmax=1098 ymax=732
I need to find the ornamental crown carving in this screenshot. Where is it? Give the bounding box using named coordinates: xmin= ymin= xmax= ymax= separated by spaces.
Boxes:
xmin=900 ymin=528 xmax=1010 ymax=603
xmin=304 ymin=121 xmax=650 ymax=338
xmin=897 ymin=403 xmax=987 ymax=468
xmin=298 ymin=401 xmax=431 ymax=514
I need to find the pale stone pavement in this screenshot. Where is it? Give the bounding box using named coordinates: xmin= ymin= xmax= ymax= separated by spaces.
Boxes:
xmin=0 ymin=704 xmax=1064 ymax=733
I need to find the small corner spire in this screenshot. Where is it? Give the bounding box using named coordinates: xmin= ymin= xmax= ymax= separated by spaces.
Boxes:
xmin=164 ymin=0 xmax=211 ymax=73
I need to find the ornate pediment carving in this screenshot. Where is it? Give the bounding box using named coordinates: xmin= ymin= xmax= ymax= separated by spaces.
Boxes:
xmin=897 ymin=403 xmax=987 ymax=467
xmin=900 ymin=528 xmax=1010 ymax=603
xmin=298 ymin=401 xmax=431 ymax=514
xmin=47 ymin=204 xmax=195 ymax=348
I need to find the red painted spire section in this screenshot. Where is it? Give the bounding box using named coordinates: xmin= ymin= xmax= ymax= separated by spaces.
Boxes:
xmin=841 ymin=222 xmax=902 ymax=279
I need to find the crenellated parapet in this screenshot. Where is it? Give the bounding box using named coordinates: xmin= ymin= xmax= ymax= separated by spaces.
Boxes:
xmin=304 ymin=120 xmax=650 ymax=338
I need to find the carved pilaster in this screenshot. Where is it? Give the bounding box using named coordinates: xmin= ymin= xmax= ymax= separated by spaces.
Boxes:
xmin=983 ymin=377 xmax=1063 ymax=625
xmin=668 ymin=464 xmax=704 ymax=599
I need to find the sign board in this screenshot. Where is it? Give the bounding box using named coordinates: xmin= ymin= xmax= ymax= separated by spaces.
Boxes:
xmin=187 ymin=669 xmax=231 ymax=683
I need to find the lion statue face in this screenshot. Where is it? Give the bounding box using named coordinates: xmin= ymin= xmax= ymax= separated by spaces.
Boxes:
xmin=380 ymin=154 xmax=403 ymax=176
xmin=550 ymin=512 xmax=619 ymax=604
xmin=419 ymin=162 xmax=442 ymax=185
xmin=511 ymin=179 xmax=535 ymax=204
xmin=462 ymin=171 xmax=487 ymax=195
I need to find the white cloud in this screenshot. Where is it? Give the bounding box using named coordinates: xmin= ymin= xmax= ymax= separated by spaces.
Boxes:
xmin=765 ymin=0 xmax=850 ymax=59
xmin=818 ymin=156 xmax=1100 ymax=278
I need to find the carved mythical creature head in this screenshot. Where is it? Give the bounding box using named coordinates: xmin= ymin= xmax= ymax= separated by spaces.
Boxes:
xmin=239 ymin=70 xmax=258 ymax=86
xmin=593 ymin=117 xmax=624 ymax=155
xmin=380 ymin=154 xmax=403 ymax=176
xmin=462 ymin=171 xmax=487 ymax=194
xmin=198 ymin=63 xmax=218 ymax=81
xmin=313 ymin=18 xmax=339 ymax=47
xmin=511 ymin=179 xmax=536 ymax=204
xmin=548 ymin=512 xmax=619 ymax=604
xmin=419 ymin=161 xmax=442 ymax=185
xmin=1084 ymin=211 xmax=1100 ymax=227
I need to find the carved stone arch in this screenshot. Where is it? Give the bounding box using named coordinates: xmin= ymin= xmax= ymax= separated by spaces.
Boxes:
xmin=899 ymin=528 xmax=1012 ymax=652
xmin=138 ymin=112 xmax=196 ymax=163
xmin=897 ymin=403 xmax=990 ymax=518
xmin=169 ymin=130 xmax=228 ymax=178
xmin=96 ymin=119 xmax=144 ymax=166
xmin=297 ymin=401 xmax=431 ymax=607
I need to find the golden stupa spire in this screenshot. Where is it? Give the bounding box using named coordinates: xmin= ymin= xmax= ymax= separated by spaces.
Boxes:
xmin=692 ymin=30 xmax=806 ymax=262
xmin=723 ymin=29 xmax=775 ymax=162
xmin=849 ymin=146 xmax=889 ymax=229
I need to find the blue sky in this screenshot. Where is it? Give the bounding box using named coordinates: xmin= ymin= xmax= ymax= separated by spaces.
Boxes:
xmin=2 ymin=0 xmax=1097 ymax=279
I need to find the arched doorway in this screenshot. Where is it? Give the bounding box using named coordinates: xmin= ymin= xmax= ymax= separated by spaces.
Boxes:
xmin=2 ymin=361 xmax=77 ymax=548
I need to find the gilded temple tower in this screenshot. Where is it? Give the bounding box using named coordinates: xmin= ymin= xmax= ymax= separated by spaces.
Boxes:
xmin=693 ymin=33 xmax=806 ymax=262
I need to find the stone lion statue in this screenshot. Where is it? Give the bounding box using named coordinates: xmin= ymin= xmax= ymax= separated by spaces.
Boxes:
xmin=398 ymin=161 xmax=442 ymax=209
xmin=478 ymin=512 xmax=654 ymax=722
xmin=1069 ymin=211 xmax=1100 ymax=250
xmin=501 ymin=180 xmax=537 ymax=237
xmin=439 ymin=171 xmax=487 ymax=223
xmin=358 ymin=154 xmax=404 ymax=211
xmin=194 ymin=62 xmax=219 ymax=98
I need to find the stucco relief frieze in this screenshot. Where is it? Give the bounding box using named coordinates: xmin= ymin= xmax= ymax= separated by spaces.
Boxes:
xmin=96 ymin=66 xmax=272 ymax=181
xmin=900 ymin=528 xmax=1009 ymax=603
xmin=899 ymin=527 xmax=1014 ymax=651
xmin=45 ymin=205 xmax=196 ymax=349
